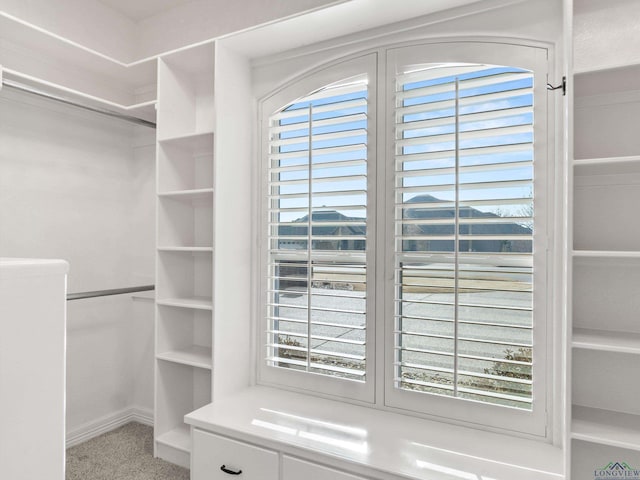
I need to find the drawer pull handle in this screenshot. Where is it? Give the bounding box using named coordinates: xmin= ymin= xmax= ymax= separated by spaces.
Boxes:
xmin=220 ymin=465 xmax=243 ymax=475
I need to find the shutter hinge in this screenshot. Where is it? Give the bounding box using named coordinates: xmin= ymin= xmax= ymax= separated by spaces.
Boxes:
xmin=546 ymin=76 xmax=566 ymax=96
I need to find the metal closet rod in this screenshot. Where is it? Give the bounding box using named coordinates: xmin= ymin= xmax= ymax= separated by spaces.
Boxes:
xmin=2 ymin=78 xmax=156 ymax=129
xmin=67 ymin=285 xmax=155 ymax=301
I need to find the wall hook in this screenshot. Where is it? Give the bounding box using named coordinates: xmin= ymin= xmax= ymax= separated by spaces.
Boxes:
xmin=547 ymin=76 xmax=566 ymax=95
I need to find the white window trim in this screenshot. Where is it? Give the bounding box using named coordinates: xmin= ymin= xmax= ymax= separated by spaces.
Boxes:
xmin=255 ymin=38 xmax=556 ymax=439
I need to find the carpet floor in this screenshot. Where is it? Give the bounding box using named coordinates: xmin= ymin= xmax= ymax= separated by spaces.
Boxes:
xmin=66 ymin=422 xmax=190 ymax=480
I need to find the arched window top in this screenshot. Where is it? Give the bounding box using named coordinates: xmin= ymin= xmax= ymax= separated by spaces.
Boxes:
xmin=277 ymin=75 xmax=369 ymax=114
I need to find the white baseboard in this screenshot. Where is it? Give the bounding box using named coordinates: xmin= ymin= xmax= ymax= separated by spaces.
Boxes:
xmin=130 ymin=406 xmax=154 ymax=427
xmin=66 ymin=406 xmax=154 ymax=448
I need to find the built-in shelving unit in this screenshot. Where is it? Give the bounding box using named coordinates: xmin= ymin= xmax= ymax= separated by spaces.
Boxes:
xmin=154 ymin=41 xmax=215 ymax=469
xmin=570 ymin=0 xmax=640 ymax=472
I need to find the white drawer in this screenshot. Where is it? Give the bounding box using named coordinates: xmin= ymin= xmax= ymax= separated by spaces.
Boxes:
xmin=192 ymin=429 xmax=279 ymax=480
xmin=283 ymin=456 xmax=369 ymax=480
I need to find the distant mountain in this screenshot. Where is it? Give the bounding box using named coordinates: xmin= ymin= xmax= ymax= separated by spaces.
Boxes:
xmin=402 ymin=194 xmax=532 ymax=253
xmin=278 ymin=195 xmax=532 ymax=253
xmin=278 ymin=210 xmax=366 ymax=251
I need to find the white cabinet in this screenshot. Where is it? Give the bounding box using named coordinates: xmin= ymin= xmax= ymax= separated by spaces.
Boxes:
xmin=191 ymin=429 xmax=367 ymax=480
xmin=192 ymin=430 xmax=278 ymax=480
xmin=154 ymin=42 xmax=216 ymax=468
xmin=283 ymin=456 xmax=368 ymax=480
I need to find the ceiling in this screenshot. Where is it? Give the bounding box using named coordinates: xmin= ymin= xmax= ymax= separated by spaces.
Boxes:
xmin=98 ymin=0 xmax=195 ymax=21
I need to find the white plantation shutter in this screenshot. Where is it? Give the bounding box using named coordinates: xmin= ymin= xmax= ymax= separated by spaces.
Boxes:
xmin=393 ymin=64 xmax=535 ymax=410
xmin=266 ymin=77 xmax=370 ymax=382
xmin=260 ymin=43 xmax=549 ymax=434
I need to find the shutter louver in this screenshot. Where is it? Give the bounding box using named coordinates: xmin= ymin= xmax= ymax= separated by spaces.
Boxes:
xmin=394 ymin=65 xmax=534 ymax=409
xmin=267 ymin=78 xmax=368 ymax=381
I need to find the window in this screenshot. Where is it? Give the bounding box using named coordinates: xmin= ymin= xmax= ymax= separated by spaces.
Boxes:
xmin=267 ymin=78 xmax=369 ymax=378
xmin=259 ymin=42 xmax=550 ymax=435
xmin=260 ymin=55 xmax=377 ymax=401
xmin=393 ymin=63 xmax=535 ymax=410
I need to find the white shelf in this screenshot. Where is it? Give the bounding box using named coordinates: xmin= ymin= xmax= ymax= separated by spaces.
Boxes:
xmin=574 ymin=63 xmax=640 ymax=98
xmin=157 ymin=131 xmax=214 ymax=149
xmin=574 ymin=155 xmax=640 ymax=177
xmin=158 ymin=188 xmax=213 ymax=201
xmin=572 ymin=405 xmax=640 ymax=451
xmin=574 ymin=155 xmax=640 ymax=166
xmin=157 ymin=246 xmax=213 ymax=253
xmin=157 ymin=297 xmax=213 ymax=310
xmin=156 ymin=426 xmax=192 ymax=453
xmin=573 ymin=328 xmax=640 ymax=355
xmin=157 ymin=345 xmax=212 ymax=369
xmin=572 ymin=250 xmax=640 ymax=259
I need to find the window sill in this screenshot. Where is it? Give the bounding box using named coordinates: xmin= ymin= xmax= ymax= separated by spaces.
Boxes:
xmin=185 ymin=386 xmax=563 ymax=480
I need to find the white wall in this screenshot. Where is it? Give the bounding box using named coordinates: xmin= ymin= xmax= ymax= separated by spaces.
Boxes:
xmin=252 ymin=0 xmax=563 ymax=98
xmin=0 ymin=87 xmax=155 ymax=436
xmin=574 ymin=0 xmax=640 ymax=72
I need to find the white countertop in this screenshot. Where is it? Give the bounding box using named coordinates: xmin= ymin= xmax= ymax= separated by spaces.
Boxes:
xmin=185 ymin=386 xmax=564 ymax=480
